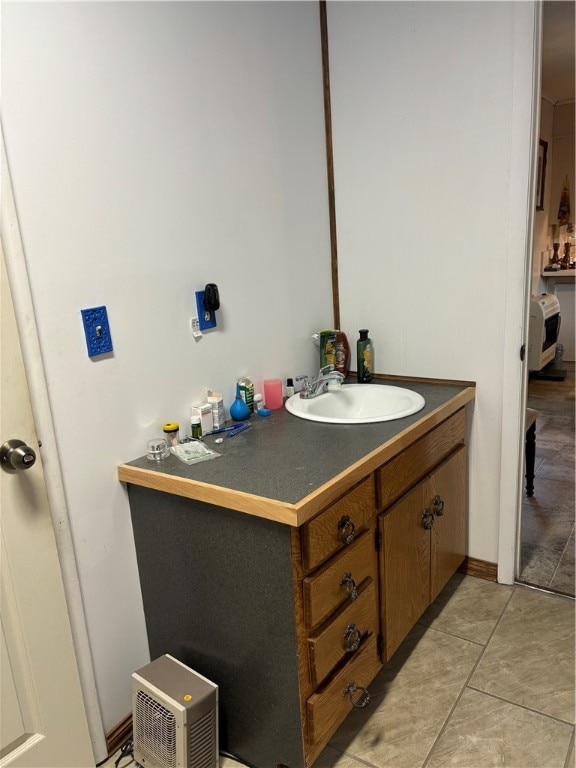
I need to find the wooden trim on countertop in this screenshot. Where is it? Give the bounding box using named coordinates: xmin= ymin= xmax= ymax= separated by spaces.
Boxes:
xmin=117 ymin=465 xmax=300 ymax=526
xmin=372 ymin=373 xmax=477 ymax=388
xmin=118 ymin=386 xmax=475 ymax=528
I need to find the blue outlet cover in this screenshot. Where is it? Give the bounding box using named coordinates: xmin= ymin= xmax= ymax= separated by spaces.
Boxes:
xmin=81 ymin=306 xmax=113 ymax=357
xmin=195 ymin=291 xmax=217 ymax=331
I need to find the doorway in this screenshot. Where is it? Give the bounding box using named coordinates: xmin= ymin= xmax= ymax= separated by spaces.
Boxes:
xmin=516 ymin=0 xmax=575 ymax=597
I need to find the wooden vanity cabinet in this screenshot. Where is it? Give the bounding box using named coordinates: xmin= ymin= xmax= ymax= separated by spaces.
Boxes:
xmin=377 ymin=413 xmax=467 ymax=661
xmin=124 ymin=402 xmax=470 ymax=768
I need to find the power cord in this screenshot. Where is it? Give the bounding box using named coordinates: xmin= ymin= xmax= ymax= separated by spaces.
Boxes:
xmin=115 ymin=738 xmax=134 ymax=768
xmin=97 ymin=739 xmax=250 ymax=768
xmin=219 ymin=750 xmax=256 ymax=768
xmin=94 ymin=737 xmax=134 ymax=768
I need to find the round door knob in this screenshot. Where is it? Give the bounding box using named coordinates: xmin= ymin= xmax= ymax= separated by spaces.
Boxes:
xmin=1 ymin=439 xmax=37 ymax=472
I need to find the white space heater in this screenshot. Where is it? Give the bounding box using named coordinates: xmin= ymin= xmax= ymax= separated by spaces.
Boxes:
xmin=132 ymin=654 xmax=218 ymax=768
xmin=528 ymin=293 xmax=561 ymax=371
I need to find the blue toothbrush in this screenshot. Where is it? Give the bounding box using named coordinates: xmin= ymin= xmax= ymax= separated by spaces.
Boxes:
xmin=227 ymin=422 xmax=251 ymax=438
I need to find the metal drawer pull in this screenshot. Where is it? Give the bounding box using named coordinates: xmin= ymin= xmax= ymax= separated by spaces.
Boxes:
xmin=343 ymin=623 xmax=362 ymax=652
xmin=432 ymin=495 xmax=445 ymax=516
xmin=343 ymin=682 xmax=370 ymax=709
xmin=338 ymin=515 xmax=356 ymax=545
xmin=422 ymin=508 xmax=434 ymax=530
xmin=340 ymin=572 xmax=358 ymax=601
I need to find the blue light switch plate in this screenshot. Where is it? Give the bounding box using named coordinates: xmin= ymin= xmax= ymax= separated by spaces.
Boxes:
xmin=81 ymin=306 xmax=113 ymax=357
xmin=195 ymin=290 xmax=217 ymax=331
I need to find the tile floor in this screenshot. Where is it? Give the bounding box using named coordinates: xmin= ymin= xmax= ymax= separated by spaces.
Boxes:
xmin=519 ymin=362 xmax=575 ymax=596
xmin=105 ymin=574 xmax=575 ymax=768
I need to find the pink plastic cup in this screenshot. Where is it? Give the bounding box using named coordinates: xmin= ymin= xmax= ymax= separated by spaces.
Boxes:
xmin=263 ymin=379 xmax=283 ymax=410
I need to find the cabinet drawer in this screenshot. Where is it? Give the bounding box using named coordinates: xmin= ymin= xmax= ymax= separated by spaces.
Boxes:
xmin=306 ymin=633 xmax=381 ymax=749
xmin=377 ymin=409 xmax=465 ymax=510
xmin=308 ymin=579 xmax=378 ymax=688
xmin=302 ymin=477 xmax=376 ymax=573
xmin=303 ymin=531 xmax=376 ymax=629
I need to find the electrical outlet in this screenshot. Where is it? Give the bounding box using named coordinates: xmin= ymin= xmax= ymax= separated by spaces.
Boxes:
xmin=81 ymin=306 xmax=113 ymax=357
xmin=195 ymin=291 xmax=217 ymax=331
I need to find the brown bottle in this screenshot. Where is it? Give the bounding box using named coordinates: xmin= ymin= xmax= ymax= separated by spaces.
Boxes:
xmin=335 ymin=331 xmax=350 ymax=378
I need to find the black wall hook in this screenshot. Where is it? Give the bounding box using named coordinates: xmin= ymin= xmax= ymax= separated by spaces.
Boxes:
xmin=204 ymin=283 xmax=220 ymax=311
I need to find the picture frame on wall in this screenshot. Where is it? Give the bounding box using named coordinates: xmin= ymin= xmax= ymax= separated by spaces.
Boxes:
xmin=536 ymin=139 xmax=548 ymax=211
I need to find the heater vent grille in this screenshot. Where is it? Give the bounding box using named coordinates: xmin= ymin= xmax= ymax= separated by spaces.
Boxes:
xmin=134 ymin=689 xmax=177 ymax=768
xmin=189 ymin=708 xmax=217 ymax=768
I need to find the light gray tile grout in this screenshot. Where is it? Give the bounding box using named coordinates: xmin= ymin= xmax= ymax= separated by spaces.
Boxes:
xmin=420 ymin=583 xmax=517 ymax=768
xmin=415 ymin=621 xmax=488 ymax=647
xmin=513 ymin=579 xmax=576 ymax=602
xmin=465 ymin=684 xmax=576 ymax=728
xmin=326 ymin=746 xmax=382 ymax=768
xmin=563 ymin=728 xmax=575 ymax=768
xmin=549 ymin=522 xmax=576 ymax=589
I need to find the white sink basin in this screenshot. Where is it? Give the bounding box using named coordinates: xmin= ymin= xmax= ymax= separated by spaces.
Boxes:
xmin=285 ymin=384 xmax=425 ymax=424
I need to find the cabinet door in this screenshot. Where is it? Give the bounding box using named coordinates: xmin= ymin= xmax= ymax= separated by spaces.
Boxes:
xmin=430 ymin=447 xmax=467 ymax=601
xmin=379 ymin=447 xmax=467 ymax=661
xmin=380 ymin=481 xmax=430 ymax=661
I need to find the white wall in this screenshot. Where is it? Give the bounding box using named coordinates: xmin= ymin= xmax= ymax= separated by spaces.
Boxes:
xmin=3 ymin=0 xmax=541 ymax=744
xmin=327 ymin=2 xmax=537 ymax=565
xmin=2 ymin=1 xmax=332 ymax=736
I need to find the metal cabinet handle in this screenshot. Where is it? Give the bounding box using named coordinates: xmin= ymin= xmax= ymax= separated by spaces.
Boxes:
xmin=432 ymin=495 xmax=445 ymax=516
xmin=343 ymin=682 xmax=370 ymax=709
xmin=343 ymin=623 xmax=362 ymax=653
xmin=422 ymin=508 xmax=434 ymax=530
xmin=338 ymin=515 xmax=356 ymax=545
xmin=340 ymin=572 xmax=358 ymax=601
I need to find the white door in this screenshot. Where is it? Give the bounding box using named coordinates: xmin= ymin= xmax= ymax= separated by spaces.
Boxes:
xmin=0 ymin=244 xmax=95 ymax=768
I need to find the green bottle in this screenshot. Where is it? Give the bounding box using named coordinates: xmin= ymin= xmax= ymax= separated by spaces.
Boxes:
xmin=357 ymin=329 xmax=373 ymax=383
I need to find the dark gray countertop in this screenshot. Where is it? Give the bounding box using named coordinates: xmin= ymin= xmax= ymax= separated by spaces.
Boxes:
xmin=124 ymin=380 xmax=472 ymax=506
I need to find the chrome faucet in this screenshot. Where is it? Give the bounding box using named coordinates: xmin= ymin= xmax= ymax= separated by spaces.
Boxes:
xmin=297 ymin=365 xmax=345 ymax=399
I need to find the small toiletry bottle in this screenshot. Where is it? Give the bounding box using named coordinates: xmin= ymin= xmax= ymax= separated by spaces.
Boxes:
xmin=285 ymin=378 xmax=295 ymax=398
xmin=335 ymin=332 xmax=350 ymax=378
xmin=191 ymin=416 xmax=202 ymax=440
xmin=163 ymin=422 xmax=180 ymax=447
xmin=253 ymin=393 xmax=271 ymax=416
xmin=237 ymin=377 xmax=255 ymax=413
xmin=357 ymin=330 xmax=373 ymax=383
xmin=319 ymin=330 xmax=337 ymax=368
xmin=207 ymin=390 xmax=225 ymax=430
